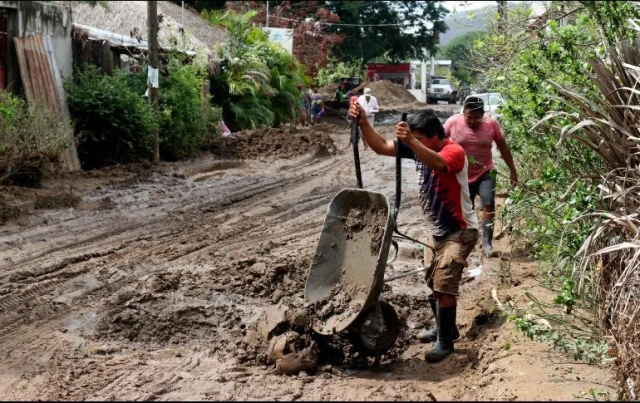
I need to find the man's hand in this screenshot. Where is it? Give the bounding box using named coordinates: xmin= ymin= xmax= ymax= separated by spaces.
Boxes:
xmin=510 ymin=170 xmax=518 ymax=187
xmin=349 ymin=102 xmax=366 ymax=122
xmin=395 ymin=121 xmax=417 ymax=146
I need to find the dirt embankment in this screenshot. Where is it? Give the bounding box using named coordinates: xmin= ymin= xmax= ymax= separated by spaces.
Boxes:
xmin=209 ymin=126 xmax=338 ymax=161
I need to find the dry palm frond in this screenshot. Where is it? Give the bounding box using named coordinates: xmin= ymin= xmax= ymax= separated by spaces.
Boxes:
xmin=538 ymin=33 xmax=640 ymax=399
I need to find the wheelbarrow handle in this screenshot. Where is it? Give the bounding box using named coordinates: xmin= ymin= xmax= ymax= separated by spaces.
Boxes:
xmin=351 ymin=116 xmax=363 ymax=189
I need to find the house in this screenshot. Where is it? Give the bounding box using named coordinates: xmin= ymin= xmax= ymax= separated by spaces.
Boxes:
xmin=64 ymin=1 xmax=227 ymax=70
xmin=0 ymin=1 xmax=73 ymax=92
xmin=367 ymin=63 xmax=412 ymax=88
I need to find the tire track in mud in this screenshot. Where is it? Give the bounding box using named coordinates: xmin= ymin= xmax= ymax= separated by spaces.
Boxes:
xmin=0 ymin=149 xmax=354 ymax=352
xmin=0 ymin=125 xmax=398 ymax=399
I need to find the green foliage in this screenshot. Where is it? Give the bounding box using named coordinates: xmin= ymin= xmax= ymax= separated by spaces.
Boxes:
xmin=437 ymin=30 xmax=487 ymax=85
xmin=509 ymin=315 xmax=609 ymax=364
xmin=322 ymin=1 xmax=449 ymax=62
xmin=0 ymin=92 xmax=73 ymax=187
xmin=315 ymin=59 xmax=366 ymax=88
xmin=65 ymin=66 xmax=158 ymax=169
xmin=474 ymin=1 xmax=640 ymax=364
xmin=158 ymin=58 xmax=222 ymax=160
xmin=205 ymin=9 xmax=307 ymax=131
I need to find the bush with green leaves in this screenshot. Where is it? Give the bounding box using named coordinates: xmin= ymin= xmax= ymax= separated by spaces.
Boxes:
xmin=65 ymin=65 xmax=158 ymax=169
xmin=0 ymin=92 xmax=73 ymax=187
xmin=473 ymin=3 xmax=640 ymax=376
xmin=205 ymin=9 xmax=308 ymax=131
xmin=158 ymin=57 xmax=222 ymax=160
xmin=315 ymin=59 xmax=365 ymax=88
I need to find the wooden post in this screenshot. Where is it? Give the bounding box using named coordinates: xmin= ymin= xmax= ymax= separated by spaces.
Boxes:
xmin=148 ymin=0 xmax=160 ymax=164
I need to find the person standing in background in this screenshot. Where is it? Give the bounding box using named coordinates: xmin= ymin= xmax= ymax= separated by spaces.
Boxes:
xmin=309 ymin=87 xmax=324 ymax=125
xmin=357 ymin=88 xmax=379 ymax=150
xmin=444 ymin=96 xmax=518 ymax=258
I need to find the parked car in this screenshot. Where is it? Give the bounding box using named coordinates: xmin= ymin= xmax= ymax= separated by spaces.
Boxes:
xmin=460 ymin=92 xmax=504 ymax=119
xmin=427 ymin=77 xmax=457 ymax=104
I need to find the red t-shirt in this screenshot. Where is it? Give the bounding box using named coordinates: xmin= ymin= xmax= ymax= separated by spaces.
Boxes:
xmin=398 ymin=139 xmax=478 ymax=237
xmin=444 ymin=114 xmax=504 ymax=184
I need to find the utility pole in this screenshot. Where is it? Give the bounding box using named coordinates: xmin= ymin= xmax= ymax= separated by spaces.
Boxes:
xmin=147 ymin=0 xmax=160 ymax=164
xmin=266 ymin=1 xmax=270 ymax=27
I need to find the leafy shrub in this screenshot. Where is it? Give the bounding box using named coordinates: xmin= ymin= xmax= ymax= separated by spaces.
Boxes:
xmin=206 ymin=10 xmax=307 ymax=132
xmin=0 ymin=92 xmax=72 ymax=187
xmin=158 ymin=60 xmax=221 ymax=160
xmin=315 ymin=59 xmax=365 ymax=88
xmin=65 ymin=65 xmax=158 ymax=169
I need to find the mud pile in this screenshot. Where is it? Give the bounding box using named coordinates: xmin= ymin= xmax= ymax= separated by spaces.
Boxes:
xmin=339 ymin=206 xmax=387 ymax=254
xmin=368 ymin=80 xmax=419 ymax=107
xmin=209 ymin=127 xmax=337 ymax=161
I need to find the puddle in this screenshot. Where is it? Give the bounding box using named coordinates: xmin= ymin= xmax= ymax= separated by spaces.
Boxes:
xmin=185 ymin=160 xmax=245 ymax=177
xmin=186 ymin=159 xmax=259 ymax=183
xmin=193 ymin=172 xmax=226 ymax=182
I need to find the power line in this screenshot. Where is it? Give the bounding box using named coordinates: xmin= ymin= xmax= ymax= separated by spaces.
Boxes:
xmin=270 ymin=15 xmax=412 ymax=27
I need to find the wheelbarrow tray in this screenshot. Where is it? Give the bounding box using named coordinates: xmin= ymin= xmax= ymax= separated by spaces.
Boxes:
xmin=304 ymin=188 xmax=394 ymax=335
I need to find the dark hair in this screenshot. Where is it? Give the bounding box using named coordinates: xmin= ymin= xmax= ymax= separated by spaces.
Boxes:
xmin=406 ymin=110 xmax=446 ymax=139
xmin=463 ymin=96 xmax=485 ymax=114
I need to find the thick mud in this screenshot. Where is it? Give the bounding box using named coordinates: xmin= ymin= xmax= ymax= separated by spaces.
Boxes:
xmin=0 ymin=110 xmax=617 ymax=401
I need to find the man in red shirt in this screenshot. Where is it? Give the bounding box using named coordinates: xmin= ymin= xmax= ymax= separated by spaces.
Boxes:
xmin=349 ymin=104 xmax=479 ymax=363
xmin=445 ymin=96 xmax=518 ymax=257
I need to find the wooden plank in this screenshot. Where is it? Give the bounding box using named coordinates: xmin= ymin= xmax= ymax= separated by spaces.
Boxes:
xmin=102 ymin=40 xmax=113 ymax=74
xmin=12 ymin=37 xmax=35 ymax=102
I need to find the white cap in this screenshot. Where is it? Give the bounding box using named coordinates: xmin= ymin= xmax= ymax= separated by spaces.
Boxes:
xmin=364 ymin=88 xmax=372 ymax=95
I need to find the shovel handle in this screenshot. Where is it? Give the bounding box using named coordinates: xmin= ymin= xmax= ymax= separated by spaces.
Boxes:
xmin=351 ymin=116 xmax=363 ymax=189
xmin=392 ymin=113 xmax=437 ymax=260
xmin=393 ymin=113 xmax=407 ymax=219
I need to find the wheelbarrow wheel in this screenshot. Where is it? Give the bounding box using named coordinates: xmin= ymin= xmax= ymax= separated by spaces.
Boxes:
xmin=347 ymin=299 xmax=400 ymax=357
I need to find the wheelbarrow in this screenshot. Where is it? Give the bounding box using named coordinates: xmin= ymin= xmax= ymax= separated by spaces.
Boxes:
xmin=304 ymin=114 xmax=436 ymax=359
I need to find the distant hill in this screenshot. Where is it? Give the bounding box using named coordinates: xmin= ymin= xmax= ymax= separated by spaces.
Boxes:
xmin=439 ymin=1 xmax=538 ymax=47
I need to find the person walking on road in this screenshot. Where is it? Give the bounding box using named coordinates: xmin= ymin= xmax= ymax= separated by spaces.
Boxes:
xmin=357 ymin=88 xmax=379 ymax=128
xmin=444 ymin=96 xmax=518 ymax=258
xmin=357 ymin=88 xmax=379 ymax=150
xmin=310 ymin=87 xmax=324 ymax=125
xmin=349 ymin=103 xmax=479 ymax=364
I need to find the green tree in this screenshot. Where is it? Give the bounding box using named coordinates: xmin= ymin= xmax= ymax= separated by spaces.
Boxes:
xmin=321 ymin=1 xmax=449 ymax=63
xmin=203 ymin=1 xmax=449 ymax=64
xmin=437 ymin=30 xmax=487 ymax=85
xmin=169 ymin=0 xmax=226 ymax=13
xmin=204 ymin=9 xmax=307 ymax=131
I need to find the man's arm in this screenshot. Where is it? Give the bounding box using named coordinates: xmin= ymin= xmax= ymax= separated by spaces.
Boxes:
xmin=371 ymin=97 xmax=379 ymax=113
xmin=358 ymin=118 xmax=395 ymax=156
xmin=405 ymin=139 xmax=448 ymax=172
xmin=496 ymin=138 xmax=517 ymax=175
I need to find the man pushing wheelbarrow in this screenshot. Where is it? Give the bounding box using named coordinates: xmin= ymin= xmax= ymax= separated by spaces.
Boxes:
xmin=348 ymin=103 xmax=479 ymax=363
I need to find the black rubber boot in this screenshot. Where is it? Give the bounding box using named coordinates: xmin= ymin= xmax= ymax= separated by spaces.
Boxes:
xmin=425 ymin=305 xmax=456 ymax=363
xmin=482 ymin=219 xmax=496 ymax=257
xmin=416 ymin=295 xmax=438 ymax=342
xmin=417 ymin=296 xmax=460 ymax=343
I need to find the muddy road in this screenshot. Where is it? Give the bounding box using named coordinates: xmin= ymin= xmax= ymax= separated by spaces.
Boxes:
xmin=0 ymin=107 xmax=616 ymax=401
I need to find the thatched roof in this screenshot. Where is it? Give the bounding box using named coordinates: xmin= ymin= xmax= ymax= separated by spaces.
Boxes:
xmin=63 ymin=1 xmax=226 ymax=62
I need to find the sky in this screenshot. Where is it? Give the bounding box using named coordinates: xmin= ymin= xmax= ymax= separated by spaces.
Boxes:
xmin=441 ymin=1 xmax=546 ymax=14
xmin=441 ymin=1 xmax=495 ymax=12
